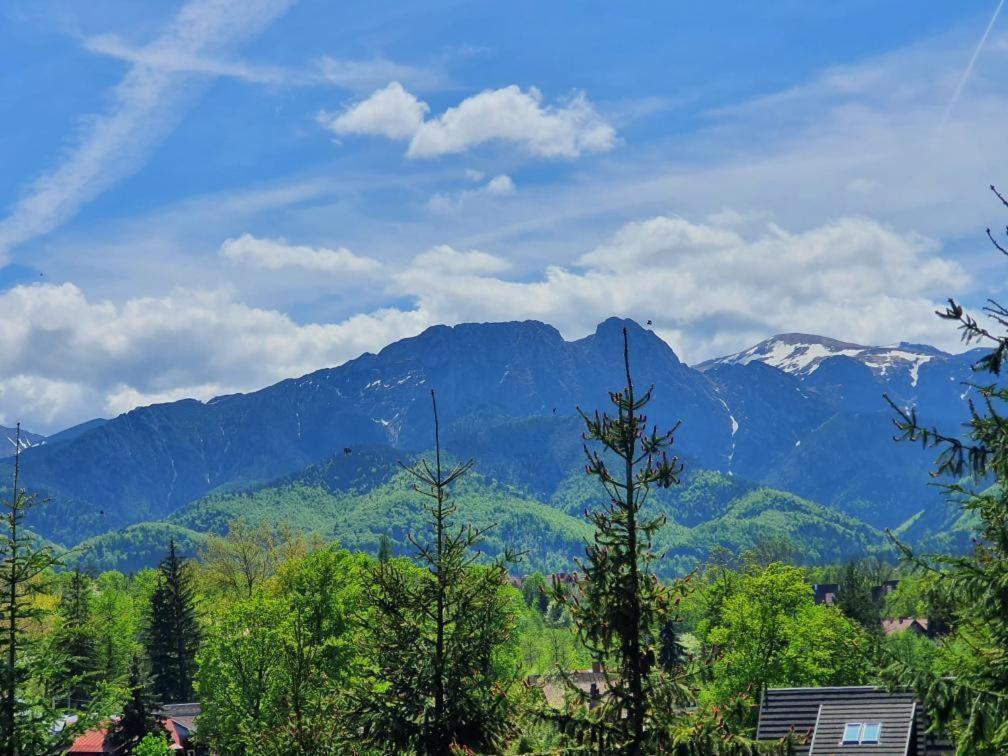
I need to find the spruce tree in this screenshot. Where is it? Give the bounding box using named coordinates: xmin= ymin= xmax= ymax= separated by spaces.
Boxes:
xmin=353 ymin=390 xmax=519 ymax=754
xmin=884 ymin=184 xmax=1008 ymax=750
xmin=550 ymin=327 xmax=769 ymax=754
xmin=144 ymin=540 xmax=200 ymax=703
xmin=53 ymin=568 xmax=98 ymax=708
xmin=0 ymin=425 xmax=63 ymax=756
xmin=109 ymin=656 xmax=162 ymax=751
xmin=377 ymin=532 xmax=393 ymax=563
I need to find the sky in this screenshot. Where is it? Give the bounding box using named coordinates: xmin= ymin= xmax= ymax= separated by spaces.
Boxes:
xmin=2 ymin=0 xmax=1008 ymax=433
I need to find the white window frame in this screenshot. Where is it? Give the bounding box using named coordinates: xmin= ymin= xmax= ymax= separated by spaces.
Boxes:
xmin=841 ymin=721 xmax=883 ymax=745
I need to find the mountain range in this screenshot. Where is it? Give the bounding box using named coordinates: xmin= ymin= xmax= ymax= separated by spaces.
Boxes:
xmin=2 ymin=318 xmax=985 ymax=573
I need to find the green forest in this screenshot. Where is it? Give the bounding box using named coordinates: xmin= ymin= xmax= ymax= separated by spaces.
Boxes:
xmin=4 ymin=240 xmax=1008 ymax=755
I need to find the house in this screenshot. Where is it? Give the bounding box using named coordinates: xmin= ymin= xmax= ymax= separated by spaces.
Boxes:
xmin=812 ymin=583 xmax=839 ymax=606
xmin=756 ymin=686 xmax=952 ymax=755
xmin=66 ymin=704 xmax=204 ymax=755
xmin=881 ymin=617 xmax=930 ymax=637
xmin=528 ymin=666 xmax=608 ymax=709
xmin=871 ymin=580 xmax=900 ymax=603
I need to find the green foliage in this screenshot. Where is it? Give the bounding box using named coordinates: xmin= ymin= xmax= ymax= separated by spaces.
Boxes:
xmin=90 ymin=571 xmax=145 ymax=683
xmin=50 ymin=568 xmax=99 ymax=708
xmin=109 ymin=656 xmax=162 ymax=751
xmin=133 ymin=731 xmax=172 ymax=756
xmin=697 ymin=563 xmax=870 ymax=713
xmin=0 ymin=427 xmax=68 ymax=756
xmin=145 ymin=540 xmax=201 ymax=703
xmin=73 ymin=523 xmax=209 ymax=574
xmin=551 ymin=328 xmax=717 ymax=754
xmin=352 ymin=391 xmax=522 ymax=754
xmin=835 ymin=560 xmax=883 ymax=634
xmin=196 ymin=545 xmax=369 ymax=754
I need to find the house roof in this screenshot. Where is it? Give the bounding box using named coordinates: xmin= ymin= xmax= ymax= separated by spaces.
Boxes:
xmin=756 ymin=687 xmax=938 ymax=755
xmin=882 ymin=618 xmax=929 ymax=636
xmin=808 ymin=699 xmax=915 ymax=755
xmin=66 ymin=728 xmax=114 ymax=754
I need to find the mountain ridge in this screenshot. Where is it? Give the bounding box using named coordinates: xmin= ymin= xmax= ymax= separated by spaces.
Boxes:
xmin=2 ymin=318 xmax=985 ymax=562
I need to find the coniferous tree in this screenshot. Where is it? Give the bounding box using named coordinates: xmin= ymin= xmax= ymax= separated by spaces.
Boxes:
xmin=549 ymin=327 xmax=685 ymax=753
xmin=377 ymin=533 xmax=393 ymax=564
xmin=145 ymin=540 xmax=200 ymax=703
xmin=836 ymin=561 xmax=882 ymax=635
xmin=657 ymin=620 xmax=687 ymax=673
xmin=0 ymin=425 xmax=63 ymax=756
xmin=53 ymin=568 xmax=98 ymax=708
xmin=109 ymin=656 xmax=162 ymax=751
xmin=550 ymin=328 xmax=772 ymax=754
xmin=884 ymin=184 xmax=1008 ymax=750
xmin=353 ymin=390 xmax=519 ymax=754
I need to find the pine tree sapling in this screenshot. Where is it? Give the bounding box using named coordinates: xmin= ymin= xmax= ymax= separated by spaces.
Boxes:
xmin=354 ymin=390 xmax=520 ymax=755
xmin=550 ymin=327 xmax=687 ymax=753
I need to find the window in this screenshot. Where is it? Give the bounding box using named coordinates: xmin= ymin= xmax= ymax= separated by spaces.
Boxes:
xmin=842 ymin=723 xmax=863 ymax=744
xmin=842 ymin=722 xmax=883 ymax=745
xmin=861 ymin=723 xmax=881 ymax=744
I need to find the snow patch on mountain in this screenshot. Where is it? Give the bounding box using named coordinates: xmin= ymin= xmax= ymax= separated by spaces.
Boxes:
xmin=697 ymin=333 xmax=943 ymax=381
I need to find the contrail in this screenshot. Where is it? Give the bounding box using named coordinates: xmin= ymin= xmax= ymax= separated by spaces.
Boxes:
xmin=940 ymin=0 xmax=1005 ymax=129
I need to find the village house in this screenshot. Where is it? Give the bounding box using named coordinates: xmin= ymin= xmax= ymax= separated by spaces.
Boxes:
xmin=756 ymin=686 xmax=952 ymax=755
xmin=66 ymin=703 xmax=204 ymax=755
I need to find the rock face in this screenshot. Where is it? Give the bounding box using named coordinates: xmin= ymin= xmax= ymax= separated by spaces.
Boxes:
xmin=4 ymin=319 xmax=984 ymax=547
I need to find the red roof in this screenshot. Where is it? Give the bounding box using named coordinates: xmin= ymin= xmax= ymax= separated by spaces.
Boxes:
xmin=67 ymin=718 xmax=192 ymax=754
xmin=66 ymin=728 xmax=112 ymax=754
xmin=882 ymin=617 xmax=929 ymax=635
xmin=164 ymin=718 xmax=190 ymax=750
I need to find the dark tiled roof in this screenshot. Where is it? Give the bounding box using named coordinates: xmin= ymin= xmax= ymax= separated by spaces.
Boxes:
xmin=808 ymin=699 xmax=915 ymax=755
xmin=756 ymin=687 xmax=951 ymax=755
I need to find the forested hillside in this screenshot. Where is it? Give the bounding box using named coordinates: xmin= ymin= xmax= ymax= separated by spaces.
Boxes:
xmin=0 ymin=319 xmax=982 ymax=570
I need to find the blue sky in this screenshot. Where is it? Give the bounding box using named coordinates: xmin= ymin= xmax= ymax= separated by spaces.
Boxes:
xmin=1 ymin=0 xmax=1007 ymax=432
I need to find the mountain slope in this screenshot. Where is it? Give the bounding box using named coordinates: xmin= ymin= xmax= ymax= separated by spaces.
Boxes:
xmin=4 ymin=318 xmax=983 ymax=556
xmin=11 ymin=319 xmax=733 ymax=543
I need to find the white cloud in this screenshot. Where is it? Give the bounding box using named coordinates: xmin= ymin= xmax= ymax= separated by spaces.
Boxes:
xmin=484 ymin=174 xmax=516 ymax=196
xmin=318 ymin=82 xmax=429 ymax=140
xmin=0 ymin=282 xmax=427 ymax=432
xmin=219 ymin=233 xmax=382 ymax=274
xmin=389 ymin=215 xmax=968 ymax=360
xmin=0 ymin=0 xmax=294 ymax=258
xmin=427 ymin=174 xmax=516 ymax=213
xmin=412 ymin=245 xmax=511 ymax=275
xmin=84 ymin=35 xmax=442 ymax=92
xmin=319 ymin=82 xmax=616 ymax=158
xmin=0 ymin=213 xmax=971 ymax=432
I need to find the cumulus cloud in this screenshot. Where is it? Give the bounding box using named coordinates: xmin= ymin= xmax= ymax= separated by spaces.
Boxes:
xmin=219 ymin=233 xmax=382 ymax=274
xmin=0 ymin=283 xmax=427 ymax=432
xmin=318 ymin=82 xmax=429 ymax=140
xmin=412 ymin=245 xmax=511 ymax=275
xmin=319 ymin=82 xmax=616 ymax=158
xmin=1 ymin=214 xmax=968 ymax=433
xmin=389 ymin=215 xmax=967 ymax=359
